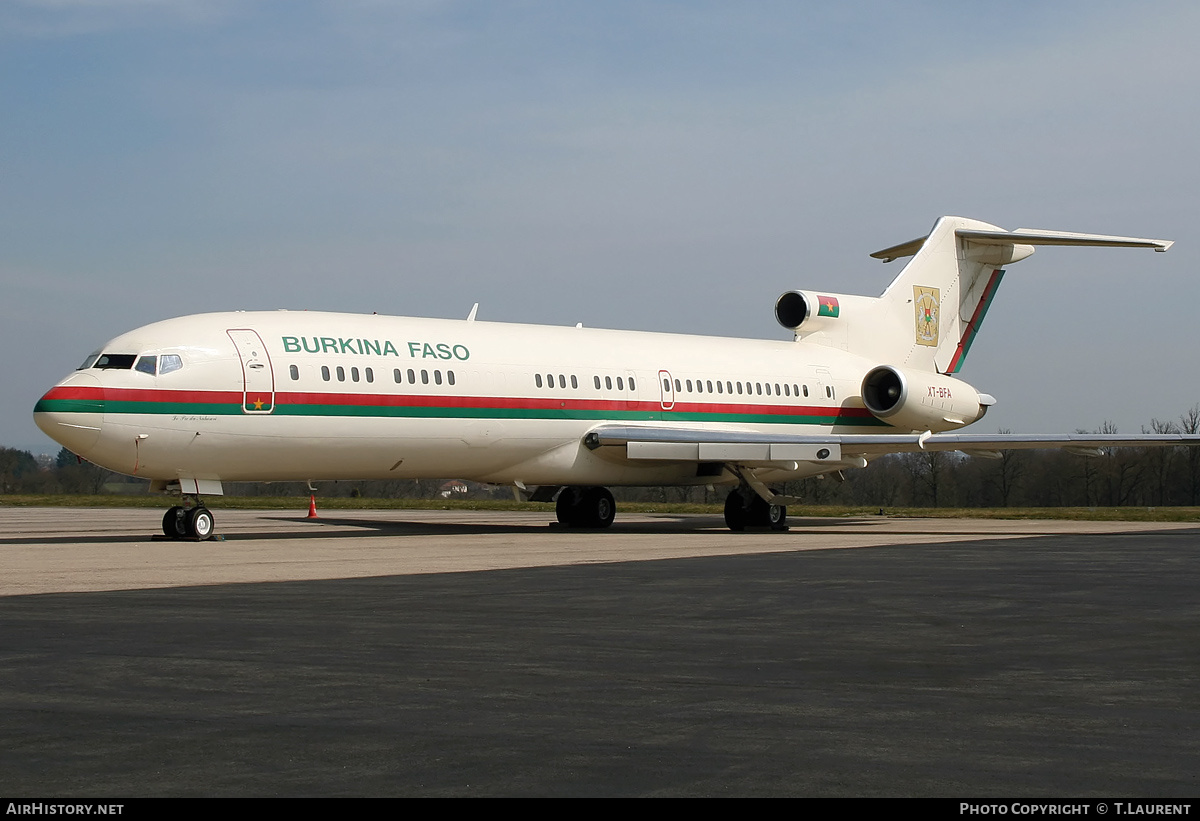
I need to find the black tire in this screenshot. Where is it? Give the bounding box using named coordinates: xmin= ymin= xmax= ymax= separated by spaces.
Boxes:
xmin=724 ymin=490 xmax=746 ymax=532
xmin=556 ymin=489 xmax=579 ymax=526
xmin=581 ymin=487 xmax=615 ymax=529
xmin=186 ymin=507 xmax=215 ymax=540
xmin=162 ymin=506 xmax=187 ymax=539
xmin=768 ymin=503 xmax=788 ymax=531
xmin=747 ymin=494 xmax=772 ymax=528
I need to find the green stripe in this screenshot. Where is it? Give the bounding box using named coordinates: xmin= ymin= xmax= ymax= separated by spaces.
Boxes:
xmin=274 ymin=404 xmax=661 ymax=421
xmin=664 ymin=410 xmax=885 ymax=427
xmin=37 ymin=399 xmax=242 ymax=416
xmin=36 ymin=398 xmax=889 ymax=427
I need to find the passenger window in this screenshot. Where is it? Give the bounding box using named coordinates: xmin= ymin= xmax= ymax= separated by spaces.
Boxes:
xmin=662 ymin=378 xmax=670 ymax=392
xmin=447 ymin=371 xmax=455 ymax=386
xmin=695 ymin=380 xmax=702 ymax=394
xmin=616 ymin=377 xmax=623 ymax=390
xmin=135 ymin=356 xmax=157 ymax=375
xmin=803 ymin=385 xmax=809 ymax=397
xmin=756 ymin=383 xmax=762 ymax=395
xmin=160 ymin=355 xmax=183 ymax=375
xmin=726 ymin=381 xmax=732 ymax=394
xmin=559 ymin=374 xmax=566 ymax=389
xmin=595 ymin=376 xmax=602 ymax=390
xmin=365 ymin=368 xmax=374 ymax=383
xmin=674 ymin=379 xmax=681 ymax=392
xmin=775 ymin=383 xmax=782 ymax=396
xmin=571 ymin=375 xmax=578 ymax=389
xmin=605 ymin=376 xmax=613 ymax=390
xmin=535 ymin=374 xmax=543 ymax=388
xmin=407 ymin=369 xmax=416 ymax=384
xmin=321 ymin=366 xmax=330 ymax=381
xmin=351 ymin=367 xmax=360 ymax=382
xmin=337 ymin=366 xmax=345 ymax=382
xmin=717 ymin=381 xmax=723 ymax=394
xmin=434 ymin=370 xmax=442 ymax=385
xmin=289 ymin=364 xmax=299 ymax=381
xmin=736 ymin=382 xmax=743 ymax=395
xmin=629 ymin=377 xmax=635 ymax=391
xmin=394 ymin=369 xmax=402 ymax=383
xmin=421 ymin=370 xmax=429 ymax=385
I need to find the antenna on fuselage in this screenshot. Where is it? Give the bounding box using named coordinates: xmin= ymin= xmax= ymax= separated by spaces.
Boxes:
xmin=466 ymin=303 xmax=479 ymax=322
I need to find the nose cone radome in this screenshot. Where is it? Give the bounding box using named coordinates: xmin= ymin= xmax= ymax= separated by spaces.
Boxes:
xmin=34 ymin=372 xmax=103 ymax=455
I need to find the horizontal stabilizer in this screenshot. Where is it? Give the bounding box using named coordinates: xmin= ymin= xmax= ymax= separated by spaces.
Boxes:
xmin=871 ymin=225 xmax=1172 ymax=261
xmin=959 ymin=228 xmax=1173 ymax=252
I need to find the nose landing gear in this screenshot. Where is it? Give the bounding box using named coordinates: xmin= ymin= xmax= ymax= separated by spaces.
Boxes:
xmin=161 ymin=499 xmax=216 ymax=540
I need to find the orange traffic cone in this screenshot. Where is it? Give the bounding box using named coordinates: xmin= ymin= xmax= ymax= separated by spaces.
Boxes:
xmin=307 ymin=494 xmax=319 ymax=519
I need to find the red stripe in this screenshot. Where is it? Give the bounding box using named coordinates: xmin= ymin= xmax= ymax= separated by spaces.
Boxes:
xmin=42 ymin=384 xmax=875 ymax=419
xmin=41 ymin=386 xmax=240 ymax=403
xmin=946 ymin=269 xmax=1003 ymax=373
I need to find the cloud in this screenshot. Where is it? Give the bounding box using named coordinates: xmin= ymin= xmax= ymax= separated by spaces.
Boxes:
xmin=4 ymin=1 xmax=1200 ymax=449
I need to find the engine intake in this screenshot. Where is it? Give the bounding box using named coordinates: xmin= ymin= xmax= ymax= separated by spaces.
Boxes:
xmin=775 ymin=291 xmax=810 ymax=330
xmin=861 ymin=365 xmax=989 ymax=432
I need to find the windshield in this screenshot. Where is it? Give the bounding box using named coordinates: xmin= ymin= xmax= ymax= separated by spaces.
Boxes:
xmin=93 ymin=354 xmax=137 ymax=370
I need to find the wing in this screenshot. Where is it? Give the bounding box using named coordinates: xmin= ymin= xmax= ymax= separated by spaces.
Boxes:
xmin=583 ymin=424 xmax=1200 ymax=505
xmin=583 ymin=424 xmax=1200 ymax=466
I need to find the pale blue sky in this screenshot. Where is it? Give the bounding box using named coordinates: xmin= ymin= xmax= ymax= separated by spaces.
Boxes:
xmin=4 ymin=1 xmax=1198 ymax=453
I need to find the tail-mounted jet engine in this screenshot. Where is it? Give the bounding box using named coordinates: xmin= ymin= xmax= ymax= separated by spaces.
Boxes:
xmin=775 ymin=290 xmax=844 ymax=332
xmin=860 ymin=365 xmax=993 ymax=432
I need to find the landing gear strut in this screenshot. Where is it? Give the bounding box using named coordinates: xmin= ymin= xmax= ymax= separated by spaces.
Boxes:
xmin=161 ymin=498 xmax=215 ymax=540
xmin=555 ymin=486 xmax=617 ymax=529
xmin=723 ymin=487 xmax=787 ymax=532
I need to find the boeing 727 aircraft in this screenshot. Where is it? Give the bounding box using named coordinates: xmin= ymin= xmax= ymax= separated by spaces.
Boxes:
xmin=33 ymin=216 xmax=1199 ymax=539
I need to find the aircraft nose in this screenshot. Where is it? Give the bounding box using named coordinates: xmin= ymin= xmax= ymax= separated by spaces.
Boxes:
xmin=33 ymin=372 xmax=104 ymax=455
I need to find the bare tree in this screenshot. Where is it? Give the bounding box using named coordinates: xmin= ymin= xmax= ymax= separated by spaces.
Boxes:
xmin=984 ymin=429 xmax=1026 ymax=507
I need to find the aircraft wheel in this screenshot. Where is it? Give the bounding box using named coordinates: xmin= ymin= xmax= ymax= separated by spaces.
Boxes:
xmin=747 ymin=494 xmax=772 ymax=528
xmin=186 ymin=507 xmax=215 ymax=540
xmin=556 ymin=489 xmax=580 ymax=527
xmin=744 ymin=494 xmax=787 ymax=530
xmin=581 ymin=487 xmax=615 ymax=529
xmin=767 ymin=503 xmax=788 ymax=531
xmin=162 ymin=506 xmax=187 ymax=539
xmin=723 ymin=490 xmax=746 ymax=532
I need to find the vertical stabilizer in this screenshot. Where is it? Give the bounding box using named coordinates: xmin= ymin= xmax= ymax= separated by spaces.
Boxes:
xmin=875 ymin=217 xmax=1028 ymax=374
xmin=867 ymin=217 xmax=1170 ymax=374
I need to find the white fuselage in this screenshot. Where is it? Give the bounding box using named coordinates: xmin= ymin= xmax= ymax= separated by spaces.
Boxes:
xmin=34 ymin=310 xmax=899 ymax=488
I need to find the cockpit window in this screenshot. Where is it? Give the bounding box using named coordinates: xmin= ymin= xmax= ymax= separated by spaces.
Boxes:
xmin=135 ymin=356 xmax=157 ymax=375
xmin=77 ymin=352 xmax=100 ymax=370
xmin=93 ymin=354 xmax=136 ymax=370
xmin=159 ymin=355 xmax=183 ymax=375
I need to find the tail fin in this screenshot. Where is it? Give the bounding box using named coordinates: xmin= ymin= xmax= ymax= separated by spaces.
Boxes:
xmin=869 ymin=216 xmax=1171 ymax=374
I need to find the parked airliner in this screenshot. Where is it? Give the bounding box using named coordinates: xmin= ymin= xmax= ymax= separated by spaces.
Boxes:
xmin=33 ymin=216 xmax=1198 ymax=538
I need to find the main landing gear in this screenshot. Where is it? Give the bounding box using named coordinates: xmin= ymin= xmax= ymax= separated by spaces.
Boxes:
xmin=555 ymin=486 xmax=617 ymax=529
xmin=723 ymin=487 xmax=787 ymax=532
xmin=162 ymin=500 xmax=215 ymax=540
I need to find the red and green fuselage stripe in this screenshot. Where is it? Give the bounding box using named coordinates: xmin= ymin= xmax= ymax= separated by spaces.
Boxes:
xmin=945 ymin=269 xmax=1005 ymax=374
xmin=35 ymin=386 xmax=889 ymax=428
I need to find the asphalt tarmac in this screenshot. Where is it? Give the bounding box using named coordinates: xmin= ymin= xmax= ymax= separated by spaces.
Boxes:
xmin=0 ymin=507 xmax=1197 ymax=797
